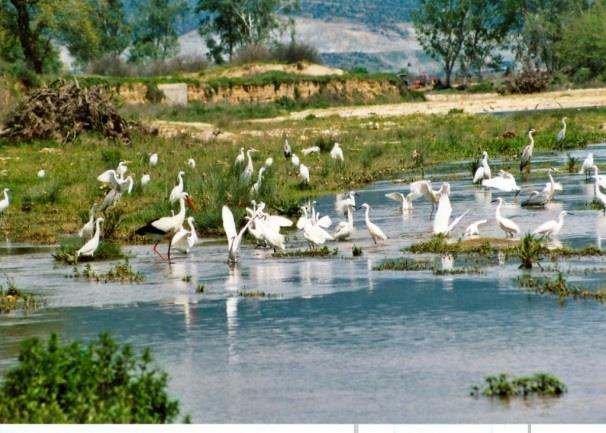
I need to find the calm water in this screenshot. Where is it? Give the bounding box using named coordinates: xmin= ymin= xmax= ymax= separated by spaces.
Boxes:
xmin=2 ymin=145 xmax=606 ymax=422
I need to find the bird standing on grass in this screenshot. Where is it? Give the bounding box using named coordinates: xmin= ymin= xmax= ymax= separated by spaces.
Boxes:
xmin=235 ymin=148 xmax=245 ymax=166
xmin=556 ymin=117 xmax=568 ymax=148
xmin=299 ymin=164 xmax=310 ymax=184
xmin=241 ymin=149 xmax=257 ymax=182
xmin=169 ymin=171 xmax=185 ymax=204
xmin=149 ymin=153 xmax=158 ymax=167
xmin=78 ymin=203 xmax=97 ymax=239
xmin=330 ymin=142 xmax=344 ymax=161
xmin=0 ymin=188 xmax=10 ymax=214
xmin=520 ymin=128 xmax=536 ymax=173
xmin=283 ymin=137 xmax=292 ymax=158
xmin=188 ymin=158 xmax=196 ymax=169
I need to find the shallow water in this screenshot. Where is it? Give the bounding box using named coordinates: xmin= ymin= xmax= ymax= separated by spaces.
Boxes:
xmin=2 ymin=145 xmax=606 ymax=422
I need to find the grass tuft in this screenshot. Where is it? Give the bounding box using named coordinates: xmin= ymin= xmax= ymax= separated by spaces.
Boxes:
xmin=471 ymin=373 xmax=566 ymax=398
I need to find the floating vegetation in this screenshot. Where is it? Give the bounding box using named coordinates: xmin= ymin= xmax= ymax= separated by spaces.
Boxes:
xmin=516 ymin=272 xmax=606 ymax=303
xmin=0 ymin=278 xmax=46 ymax=314
xmin=374 ymin=257 xmax=483 ymax=275
xmin=272 ymin=246 xmax=338 ymax=257
xmin=566 ymin=152 xmax=578 ymax=174
xmin=517 ymin=234 xmax=546 ymax=269
xmin=585 ymin=198 xmax=604 ymax=211
xmin=53 ymin=239 xmax=125 ymax=265
xmin=182 ymin=275 xmax=192 ymax=283
xmin=196 ymin=284 xmax=206 ymax=293
xmin=407 ymin=235 xmax=514 ymax=257
xmin=237 ymin=290 xmax=279 ymax=299
xmin=68 ymin=262 xmax=144 ymax=284
xmin=352 ymin=245 xmax=363 ymax=257
xmin=471 ymin=373 xmax=567 ymax=398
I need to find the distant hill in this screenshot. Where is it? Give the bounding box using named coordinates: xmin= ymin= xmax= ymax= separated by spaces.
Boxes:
xmin=125 ymin=0 xmax=435 ymax=73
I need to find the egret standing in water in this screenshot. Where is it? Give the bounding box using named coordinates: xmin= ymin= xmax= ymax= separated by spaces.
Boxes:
xmin=542 ymin=167 xmax=563 ymax=200
xmin=579 ymin=153 xmax=594 ymax=180
xmin=593 ymin=165 xmax=606 ymax=215
xmin=520 ymin=128 xmax=536 ymax=174
xmin=333 ymin=204 xmax=355 ymax=241
xmin=473 ymin=151 xmax=492 ymax=184
xmin=464 ymin=219 xmax=487 ymax=237
xmin=222 ymin=205 xmax=256 ymax=264
xmin=492 ymin=197 xmax=520 ymax=238
xmin=76 ymin=217 xmax=104 ymax=261
xmin=409 ymin=179 xmax=440 ymax=214
xmin=432 ymin=182 xmax=469 ymax=236
xmin=359 ymin=203 xmax=387 ymax=244
xmin=533 ymin=211 xmax=570 ymax=239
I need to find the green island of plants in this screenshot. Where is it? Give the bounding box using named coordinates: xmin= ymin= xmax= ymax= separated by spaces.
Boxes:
xmin=67 ymin=261 xmax=144 ymax=284
xmin=471 ymin=373 xmax=567 ymax=398
xmin=0 ymin=278 xmax=46 ymax=314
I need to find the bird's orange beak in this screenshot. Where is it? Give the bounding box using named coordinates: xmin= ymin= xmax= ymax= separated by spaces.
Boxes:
xmin=186 ymin=195 xmax=196 ymax=211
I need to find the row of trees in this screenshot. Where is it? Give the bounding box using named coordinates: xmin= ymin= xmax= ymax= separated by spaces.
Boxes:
xmin=0 ymin=0 xmax=297 ymax=75
xmin=413 ymin=0 xmax=606 ymax=86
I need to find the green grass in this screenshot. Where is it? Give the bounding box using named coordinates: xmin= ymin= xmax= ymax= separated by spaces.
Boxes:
xmin=516 ymin=271 xmax=606 ymax=303
xmin=67 ymin=261 xmax=144 ymax=283
xmin=272 ymin=246 xmax=338 ymax=257
xmin=471 ymin=373 xmax=567 ymax=398
xmin=1 ymin=106 xmax=605 ymax=244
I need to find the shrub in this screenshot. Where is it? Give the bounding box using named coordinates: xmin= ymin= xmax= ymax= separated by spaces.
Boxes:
xmin=231 ymin=44 xmax=271 ymax=65
xmin=0 ymin=333 xmax=181 ymax=423
xmin=471 ymin=373 xmax=566 ymax=398
xmin=573 ymin=67 xmax=592 ymax=84
xmin=87 ymin=54 xmax=133 ymax=77
xmin=505 ymin=70 xmax=550 ymax=94
xmin=145 ymin=83 xmax=165 ymax=104
xmin=517 ymin=233 xmax=545 ymax=269
xmin=270 ymin=41 xmax=320 ymax=64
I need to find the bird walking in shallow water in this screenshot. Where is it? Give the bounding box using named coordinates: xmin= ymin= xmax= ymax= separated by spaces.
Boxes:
xmin=492 ymin=197 xmax=520 ymax=238
xmin=360 ymin=203 xmax=387 ymax=244
xmin=520 ymin=128 xmax=536 ymax=174
xmin=473 ymin=151 xmax=491 ymax=184
xmin=580 ymin=153 xmax=594 ymax=180
xmin=76 ymin=217 xmax=104 ymax=261
xmin=533 ymin=211 xmax=569 ymax=239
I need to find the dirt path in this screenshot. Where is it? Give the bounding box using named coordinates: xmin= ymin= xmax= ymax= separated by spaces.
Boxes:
xmin=255 ymin=87 xmax=606 ymax=122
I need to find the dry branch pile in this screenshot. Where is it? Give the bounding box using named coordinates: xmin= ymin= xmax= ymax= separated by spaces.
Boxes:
xmin=0 ymin=81 xmax=137 ymax=143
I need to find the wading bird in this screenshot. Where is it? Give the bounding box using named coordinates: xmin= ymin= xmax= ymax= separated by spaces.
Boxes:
xmin=37 ymin=169 xmax=45 ymax=178
xmin=188 ymin=158 xmax=196 ymax=169
xmin=76 ymin=217 xmax=104 ymax=261
xmin=149 ymin=153 xmax=158 ymax=167
xmin=0 ymin=188 xmax=10 ymax=214
xmin=298 ymin=206 xmax=333 ymax=248
xmin=299 ymin=163 xmax=310 ymax=184
xmin=533 ymin=211 xmax=569 ymax=239
xmin=234 ymin=148 xmax=245 ymax=166
xmin=360 ymin=203 xmax=387 ymax=244
xmin=291 ymin=153 xmax=300 ymax=168
xmin=141 ymin=174 xmax=151 ymax=186
xmin=171 ymin=217 xmax=199 ymax=254
xmin=482 ymin=170 xmax=520 ymax=194
xmin=473 ymin=151 xmax=492 ymax=184
xmin=222 ymin=205 xmax=257 ymax=264
xmin=335 ymin=191 xmax=357 ymax=215
xmin=555 ymin=117 xmax=568 ymax=147
xmin=521 ymin=190 xmax=550 ymax=208
xmin=264 ymin=157 xmax=273 ymax=168
xmin=580 ymin=153 xmax=594 ymax=180
xmin=99 ymin=175 xmax=134 ymax=212
xmin=464 ymin=219 xmax=487 ymax=237
xmin=385 ymin=191 xmax=418 ymax=212
xmin=409 ymin=180 xmax=440 ymax=214
xmin=302 ymin=146 xmax=320 ymax=156
xmin=333 ymin=204 xmax=355 ymax=241
xmin=250 ymin=167 xmax=266 ymax=196
xmin=241 ymin=149 xmax=257 ymax=182
xmin=169 ymin=171 xmax=185 ymax=204
xmin=432 ymin=183 xmax=469 ymax=236
xmin=542 ymin=167 xmax=563 ymax=199
xmin=520 ymin=128 xmax=536 ymax=173
xmin=78 ymin=203 xmax=97 ymax=239
xmin=492 ymin=197 xmax=520 ymax=238
xmin=135 ymin=192 xmax=194 ymax=261
xmin=593 ymin=166 xmax=606 ymax=215
xmin=283 ymin=138 xmax=292 ymax=158
xmin=330 ymin=142 xmax=344 ymax=161
xmin=116 ymin=161 xmax=128 ymax=178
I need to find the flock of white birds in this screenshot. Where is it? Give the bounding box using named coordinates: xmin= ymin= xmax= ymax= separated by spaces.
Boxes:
xmin=1 ymin=116 xmax=604 ymax=265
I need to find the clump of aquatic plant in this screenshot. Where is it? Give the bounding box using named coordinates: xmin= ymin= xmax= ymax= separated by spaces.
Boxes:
xmin=0 ymin=277 xmax=45 ymax=314
xmin=68 ymin=261 xmax=143 ymax=283
xmin=586 ymin=198 xmax=604 ymax=211
xmin=517 ymin=233 xmax=546 ymax=269
xmin=196 ymin=284 xmax=206 ymax=293
xmin=53 ymin=239 xmax=125 ymax=264
xmin=516 ymin=271 xmax=606 ymax=302
xmin=407 ymin=235 xmax=457 ymax=255
xmin=352 ymin=245 xmax=363 ymax=257
xmin=433 ymin=267 xmax=483 ymax=275
xmin=273 ymin=246 xmax=338 ymax=257
xmin=0 ymin=333 xmax=182 ymax=423
xmin=238 ymin=290 xmax=279 ymax=298
xmin=374 ymin=258 xmax=434 ymax=271
xmin=548 ymin=245 xmax=606 ymax=258
xmin=566 ymin=152 xmax=578 ymax=174
xmin=470 ymin=373 xmax=566 ymax=398
xmin=182 ymin=275 xmax=192 ymax=282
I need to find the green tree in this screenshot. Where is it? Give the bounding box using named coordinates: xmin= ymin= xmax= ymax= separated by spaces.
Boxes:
xmin=0 ymin=333 xmax=181 ymax=423
xmin=412 ymin=0 xmax=470 ymax=87
xmin=129 ymin=0 xmax=187 ymax=64
xmin=557 ymin=1 xmax=606 ymax=78
xmin=197 ymin=0 xmax=299 ymax=63
xmin=90 ymin=0 xmax=131 ymax=56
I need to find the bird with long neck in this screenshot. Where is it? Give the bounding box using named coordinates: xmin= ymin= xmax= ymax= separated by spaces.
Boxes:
xmin=0 ymin=188 xmax=10 ymax=214
xmin=520 ymin=128 xmax=536 ymax=174
xmin=593 ymin=166 xmax=606 ymax=215
xmin=334 ymin=204 xmax=355 ymax=240
xmin=76 ymin=217 xmax=105 ymax=261
xmin=169 ymin=171 xmax=185 ymax=204
xmin=493 ymin=197 xmax=520 ymax=238
xmin=79 ymin=203 xmax=97 ymax=239
xmin=533 ymin=211 xmax=569 ymax=239
xmin=136 ymin=192 xmax=194 ymax=261
xmin=360 ymin=203 xmax=387 ymax=243
xmin=241 ymin=149 xmax=257 ymax=182
xmin=556 ymin=117 xmax=567 ymax=148
xmin=222 ymin=205 xmax=257 ymax=264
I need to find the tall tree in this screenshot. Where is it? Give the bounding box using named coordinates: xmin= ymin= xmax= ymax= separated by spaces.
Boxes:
xmin=412 ymin=0 xmax=470 ymax=87
xmin=129 ymin=0 xmax=187 ymax=64
xmin=197 ymin=0 xmax=299 ymax=63
xmin=90 ymin=0 xmax=131 ymax=56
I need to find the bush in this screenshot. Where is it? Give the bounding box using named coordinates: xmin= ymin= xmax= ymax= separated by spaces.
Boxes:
xmin=471 ymin=373 xmax=566 ymax=398
xmin=231 ymin=44 xmax=271 ymax=65
xmin=145 ymin=83 xmax=165 ymax=104
xmin=0 ymin=333 xmax=181 ymax=423
xmin=270 ymin=41 xmax=320 ymax=64
xmin=87 ymin=54 xmax=133 ymax=77
xmin=505 ymin=70 xmax=551 ymax=94
xmin=87 ymin=55 xmax=208 ymax=77
xmin=573 ymin=67 xmax=592 ymax=84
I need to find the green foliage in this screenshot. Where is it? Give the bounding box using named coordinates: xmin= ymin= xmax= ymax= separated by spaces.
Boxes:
xmin=516 ymin=271 xmax=606 ymax=302
xmin=68 ymin=261 xmax=144 ymax=283
xmin=374 ymin=258 xmax=434 ymax=271
xmin=0 ymin=277 xmax=45 ymax=314
xmin=505 ymin=70 xmax=551 ymax=94
xmin=0 ymin=333 xmax=181 ymax=423
xmin=352 ymin=245 xmax=363 ymax=256
xmin=129 ymin=0 xmax=187 ymax=64
xmin=53 ymin=239 xmax=125 ymax=264
xmin=145 ymin=82 xmax=165 ymax=104
xmin=566 ymin=152 xmax=578 ymax=173
xmin=270 ymin=40 xmax=320 ymax=64
xmin=272 ymin=246 xmax=338 ymax=257
xmin=471 ymin=373 xmax=566 ymax=398
xmin=517 ymin=233 xmax=545 ymax=269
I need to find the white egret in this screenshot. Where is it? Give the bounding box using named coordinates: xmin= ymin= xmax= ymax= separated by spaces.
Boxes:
xmin=283 ymin=137 xmax=292 ymax=158
xmin=169 ymin=171 xmax=185 ymax=204
xmin=141 ymin=174 xmax=151 ymax=186
xmin=335 ymin=191 xmax=357 ymax=215
xmin=250 ymin=166 xmax=266 ymax=196
xmin=99 ymin=175 xmax=134 ymax=212
xmin=385 ymin=191 xmax=418 ymax=212
xmin=310 ymin=201 xmax=331 ymax=228
xmin=299 ymin=163 xmax=310 ymax=184
xmin=149 ymin=153 xmax=158 ymax=167
xmin=76 ymin=217 xmax=104 ymax=260
xmin=533 ymin=211 xmax=569 ymax=239
xmin=116 ymin=161 xmax=128 ymax=178
xmin=297 ymin=206 xmax=333 ymax=248
xmin=492 ymin=197 xmax=520 ymax=238
xmin=333 ymin=204 xmax=354 ymax=241
xmin=330 ymin=142 xmax=344 ymax=161
xmin=433 ymin=183 xmax=469 ymax=236
xmin=172 ymin=217 xmax=199 ymax=254
xmin=188 ymin=158 xmax=196 ymax=168
xmin=241 ymin=148 xmax=257 ymax=182
xmin=264 ymin=157 xmax=273 ymax=168
xmin=580 ymin=153 xmax=594 ymax=179
xmin=520 ymin=128 xmax=536 ymax=173
xmin=410 ymin=179 xmax=440 ymax=213
xmin=464 ymin=219 xmax=487 ymax=237
xmin=78 ymin=203 xmax=97 ymax=239
xmin=186 ymin=217 xmax=199 ymax=249
xmin=253 ymin=214 xmax=286 ymax=252
xmin=135 ymin=192 xmax=195 ymax=261
xmin=482 ymin=170 xmax=520 ymax=194
xmin=473 ymin=151 xmax=492 ymax=184
xmin=542 ymin=167 xmax=563 ymax=199
xmin=555 ymin=117 xmax=568 ymax=147
xmin=291 ymin=153 xmax=300 ymax=168
xmin=590 ymin=165 xmax=606 ymax=189
xmin=302 ymin=146 xmax=320 ymax=156
xmin=593 ymin=166 xmax=606 ymax=215
xmin=360 ymin=203 xmax=387 ymax=244
xmin=222 ymin=205 xmax=256 ymax=263
xmin=234 ymin=148 xmax=245 ymax=166
xmin=37 ymin=169 xmax=46 ymax=178
xmin=0 ymin=188 xmax=10 ymax=214
xmin=521 ymin=190 xmax=550 ymax=208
